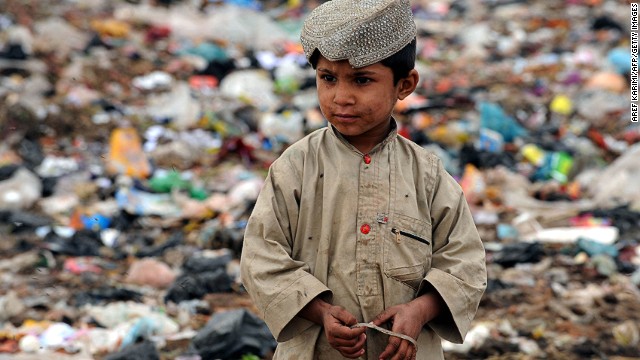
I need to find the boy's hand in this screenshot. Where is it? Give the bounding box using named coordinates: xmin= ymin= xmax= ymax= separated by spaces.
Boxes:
xmin=322 ymin=305 xmax=367 ymax=358
xmin=371 ymin=303 xmax=421 ymax=360
xmin=372 ymin=293 xmax=442 ymax=360
xmin=300 ymin=298 xmax=366 ymax=358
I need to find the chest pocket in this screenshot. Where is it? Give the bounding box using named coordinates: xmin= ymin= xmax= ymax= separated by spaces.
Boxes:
xmin=383 ymin=213 xmax=432 ymax=291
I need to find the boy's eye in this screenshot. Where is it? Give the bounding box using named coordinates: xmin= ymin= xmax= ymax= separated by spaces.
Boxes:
xmin=355 ymin=77 xmax=371 ymax=85
xmin=320 ymin=74 xmax=336 ymax=82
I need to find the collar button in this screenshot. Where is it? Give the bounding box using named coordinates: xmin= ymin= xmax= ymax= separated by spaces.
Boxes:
xmin=363 ymin=154 xmax=371 ymax=164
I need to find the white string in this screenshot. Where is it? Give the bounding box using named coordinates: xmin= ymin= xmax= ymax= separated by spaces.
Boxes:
xmin=351 ymin=322 xmax=418 ymax=349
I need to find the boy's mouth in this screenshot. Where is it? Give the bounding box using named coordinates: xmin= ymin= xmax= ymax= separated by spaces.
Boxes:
xmin=333 ymin=113 xmax=358 ymax=121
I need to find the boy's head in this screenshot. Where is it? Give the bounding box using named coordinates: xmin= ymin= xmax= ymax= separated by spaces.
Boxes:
xmin=300 ymin=0 xmax=419 ymax=153
xmin=301 ymin=0 xmax=417 ymax=84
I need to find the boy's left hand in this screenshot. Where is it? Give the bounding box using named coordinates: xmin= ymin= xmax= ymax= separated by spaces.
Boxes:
xmin=372 ymin=293 xmax=442 ymax=360
xmin=371 ymin=303 xmax=421 ymax=360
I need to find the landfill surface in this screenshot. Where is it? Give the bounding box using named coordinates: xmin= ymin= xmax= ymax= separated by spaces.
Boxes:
xmin=0 ymin=0 xmax=639 ymax=359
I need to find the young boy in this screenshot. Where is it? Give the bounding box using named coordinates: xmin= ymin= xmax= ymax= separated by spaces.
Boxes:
xmin=240 ymin=1 xmax=487 ymax=359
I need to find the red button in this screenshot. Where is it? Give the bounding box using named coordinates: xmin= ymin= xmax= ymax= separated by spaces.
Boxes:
xmin=360 ymin=224 xmax=371 ymax=234
xmin=363 ymin=154 xmax=371 ymax=164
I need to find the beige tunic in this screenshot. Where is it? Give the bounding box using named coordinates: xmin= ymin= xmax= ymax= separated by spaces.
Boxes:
xmin=240 ymin=123 xmax=487 ymax=360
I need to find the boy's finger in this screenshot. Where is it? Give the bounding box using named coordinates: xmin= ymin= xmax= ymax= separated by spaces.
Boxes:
xmin=389 ymin=340 xmax=409 ymax=360
xmin=377 ymin=336 xmax=401 ymax=360
xmin=357 ymin=332 xmax=367 ymax=347
xmin=405 ymin=341 xmax=417 ymax=360
xmin=337 ymin=334 xmax=367 ymax=358
xmin=333 ymin=323 xmax=366 ymax=339
xmin=332 ymin=334 xmax=359 ymax=347
xmin=334 ymin=334 xmax=367 ymax=358
xmin=372 ymin=308 xmax=396 ymax=326
xmin=340 ymin=348 xmax=365 ymax=359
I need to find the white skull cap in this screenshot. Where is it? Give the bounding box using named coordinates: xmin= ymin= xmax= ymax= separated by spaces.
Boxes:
xmin=300 ymin=0 xmax=417 ymax=68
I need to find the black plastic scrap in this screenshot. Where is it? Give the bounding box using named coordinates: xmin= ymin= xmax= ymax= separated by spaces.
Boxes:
xmin=164 ymin=254 xmax=233 ymax=303
xmin=189 ymin=308 xmax=277 ymax=360
xmin=104 ymin=340 xmax=160 ymax=360
xmin=492 ymin=242 xmax=545 ymax=268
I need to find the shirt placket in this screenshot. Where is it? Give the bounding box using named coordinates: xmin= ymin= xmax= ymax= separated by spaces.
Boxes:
xmin=356 ymin=151 xmax=382 ymax=297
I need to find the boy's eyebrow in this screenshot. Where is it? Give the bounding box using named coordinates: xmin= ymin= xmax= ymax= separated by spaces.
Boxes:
xmin=352 ymin=70 xmax=377 ymax=76
xmin=316 ymin=68 xmax=379 ymax=76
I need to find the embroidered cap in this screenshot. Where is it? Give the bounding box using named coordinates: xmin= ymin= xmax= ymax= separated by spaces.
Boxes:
xmin=300 ymin=0 xmax=416 ymax=68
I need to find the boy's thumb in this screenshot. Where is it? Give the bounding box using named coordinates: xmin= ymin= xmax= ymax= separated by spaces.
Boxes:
xmin=372 ymin=309 xmax=394 ymax=326
xmin=332 ymin=306 xmax=357 ymax=325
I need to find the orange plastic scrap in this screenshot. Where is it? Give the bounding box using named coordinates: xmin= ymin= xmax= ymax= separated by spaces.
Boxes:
xmin=411 ymin=112 xmax=434 ymax=130
xmin=394 ymin=93 xmax=426 ymax=113
xmin=563 ymin=181 xmax=582 ymax=200
xmin=105 ymin=127 xmax=151 ymax=179
xmin=189 ymin=75 xmax=219 ymax=90
xmin=0 ymin=338 xmax=18 ymax=353
xmin=459 ymin=163 xmax=486 ymax=205
xmin=585 ymin=72 xmax=626 ymax=93
xmin=283 ymin=41 xmax=304 ymax=54
xmin=68 ymin=209 xmax=85 ymax=230
xmin=90 ymin=19 xmax=131 ymax=38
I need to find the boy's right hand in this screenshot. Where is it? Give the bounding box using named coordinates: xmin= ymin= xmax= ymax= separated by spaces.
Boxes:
xmin=300 ymin=298 xmax=367 ymax=358
xmin=322 ymin=305 xmax=367 ymax=358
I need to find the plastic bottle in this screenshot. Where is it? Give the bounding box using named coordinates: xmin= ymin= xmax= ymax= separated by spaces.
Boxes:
xmin=105 ymin=127 xmax=151 ymax=179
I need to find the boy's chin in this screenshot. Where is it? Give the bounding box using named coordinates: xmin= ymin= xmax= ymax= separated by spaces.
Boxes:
xmin=332 ymin=124 xmax=364 ymax=137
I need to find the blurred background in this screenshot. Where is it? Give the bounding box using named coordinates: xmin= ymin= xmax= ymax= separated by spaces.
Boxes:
xmin=0 ymin=0 xmax=638 ymax=359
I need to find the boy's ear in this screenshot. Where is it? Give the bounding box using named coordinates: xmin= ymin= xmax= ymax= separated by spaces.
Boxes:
xmin=397 ymin=69 xmax=419 ymax=100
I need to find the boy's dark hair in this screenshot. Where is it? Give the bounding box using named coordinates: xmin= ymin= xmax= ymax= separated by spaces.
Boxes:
xmin=309 ymin=38 xmax=417 ymax=85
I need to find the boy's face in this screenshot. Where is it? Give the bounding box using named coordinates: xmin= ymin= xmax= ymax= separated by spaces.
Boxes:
xmin=316 ymin=54 xmax=418 ymax=153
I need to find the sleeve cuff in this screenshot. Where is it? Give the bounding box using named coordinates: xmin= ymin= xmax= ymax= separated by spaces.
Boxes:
xmin=418 ymin=268 xmax=480 ymax=343
xmin=264 ymin=272 xmax=332 ymax=342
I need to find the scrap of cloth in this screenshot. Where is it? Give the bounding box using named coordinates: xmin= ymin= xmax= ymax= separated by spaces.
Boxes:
xmin=352 ymin=322 xmax=418 ymax=349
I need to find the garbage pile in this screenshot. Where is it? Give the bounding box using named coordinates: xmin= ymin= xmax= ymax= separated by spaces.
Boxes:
xmin=0 ymin=0 xmax=638 ymax=359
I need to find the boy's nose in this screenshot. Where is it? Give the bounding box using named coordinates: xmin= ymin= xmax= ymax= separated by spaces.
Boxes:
xmin=332 ymin=83 xmax=356 ymax=105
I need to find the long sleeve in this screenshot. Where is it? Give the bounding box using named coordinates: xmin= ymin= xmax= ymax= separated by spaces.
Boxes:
xmin=240 ymin=156 xmax=331 ymax=342
xmin=418 ymin=158 xmax=487 ymax=343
